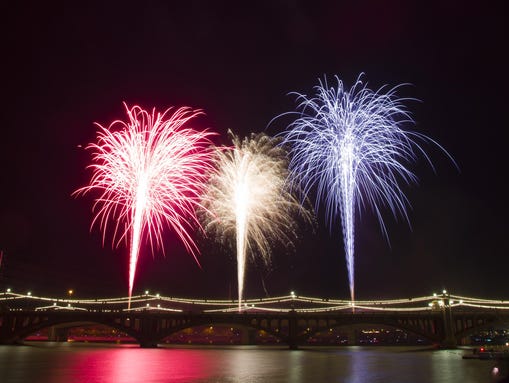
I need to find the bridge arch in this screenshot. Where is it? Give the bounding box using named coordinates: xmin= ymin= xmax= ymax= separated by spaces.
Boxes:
xmin=454 ymin=318 xmax=509 ymax=345
xmin=155 ymin=321 xmax=284 ymax=346
xmin=0 ymin=311 xmax=178 ymax=347
xmin=291 ymin=317 xmax=440 ymax=346
xmin=9 ymin=317 xmax=141 ymax=345
xmin=150 ymin=316 xmax=290 ymax=346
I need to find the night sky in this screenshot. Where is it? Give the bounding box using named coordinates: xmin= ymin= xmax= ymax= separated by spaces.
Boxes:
xmin=1 ymin=1 xmax=507 ymax=300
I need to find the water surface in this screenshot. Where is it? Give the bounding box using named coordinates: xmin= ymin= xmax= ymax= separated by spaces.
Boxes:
xmin=0 ymin=343 xmax=506 ymax=383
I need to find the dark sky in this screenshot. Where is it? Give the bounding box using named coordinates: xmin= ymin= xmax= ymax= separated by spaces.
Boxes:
xmin=1 ymin=1 xmax=507 ymax=301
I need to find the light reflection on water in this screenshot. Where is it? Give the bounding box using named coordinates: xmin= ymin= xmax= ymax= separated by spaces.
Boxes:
xmin=0 ymin=343 xmax=506 ymax=383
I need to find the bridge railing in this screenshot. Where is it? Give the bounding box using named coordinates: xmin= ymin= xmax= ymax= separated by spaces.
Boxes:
xmin=2 ymin=288 xmax=508 ymax=314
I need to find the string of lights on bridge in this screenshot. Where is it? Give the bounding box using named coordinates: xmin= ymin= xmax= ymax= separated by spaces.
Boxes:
xmin=2 ymin=288 xmax=509 ymax=313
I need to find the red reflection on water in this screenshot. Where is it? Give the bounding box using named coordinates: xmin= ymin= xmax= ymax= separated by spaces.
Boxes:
xmin=70 ymin=346 xmax=209 ymax=383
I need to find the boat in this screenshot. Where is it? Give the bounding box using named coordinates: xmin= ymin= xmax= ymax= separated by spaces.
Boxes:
xmin=463 ymin=344 xmax=509 ymax=360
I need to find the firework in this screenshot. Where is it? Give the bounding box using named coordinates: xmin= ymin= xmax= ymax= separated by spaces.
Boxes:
xmin=278 ymin=74 xmax=455 ymax=303
xmin=201 ymin=131 xmax=312 ymax=311
xmin=74 ymin=103 xmax=216 ymax=307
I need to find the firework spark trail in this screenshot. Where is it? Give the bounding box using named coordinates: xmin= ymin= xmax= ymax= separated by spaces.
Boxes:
xmin=201 ymin=131 xmax=313 ymax=311
xmin=74 ymin=103 xmax=216 ymax=308
xmin=278 ymin=74 xmax=455 ymax=303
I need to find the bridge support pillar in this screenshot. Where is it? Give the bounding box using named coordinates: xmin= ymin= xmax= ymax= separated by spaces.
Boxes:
xmin=48 ymin=326 xmax=69 ymax=342
xmin=138 ymin=316 xmax=160 ymax=348
xmin=440 ymin=336 xmax=457 ymax=348
xmin=346 ymin=327 xmax=358 ymax=346
xmin=240 ymin=328 xmax=257 ymax=345
xmin=0 ymin=314 xmax=19 ymax=345
xmin=0 ymin=338 xmax=19 ymax=345
xmin=140 ymin=340 xmax=159 ymax=348
xmin=288 ymin=311 xmax=298 ymax=350
xmin=440 ymin=294 xmax=457 ymax=349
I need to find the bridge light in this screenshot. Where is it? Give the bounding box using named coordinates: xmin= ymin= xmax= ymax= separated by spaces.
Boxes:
xmin=156 ymin=294 xmax=160 ymax=298
xmin=450 ymin=300 xmax=454 ymax=305
xmin=433 ymin=293 xmax=437 ymax=297
xmin=146 ymin=303 xmax=150 ymax=307
xmin=157 ymin=304 xmax=160 ymax=308
xmin=6 ymin=288 xmax=11 ymax=293
xmin=27 ymin=291 xmax=31 ymax=296
xmin=442 ymin=289 xmax=447 ymax=294
xmin=145 ymin=290 xmax=149 ymax=295
xmin=460 ymin=300 xmax=463 ymax=304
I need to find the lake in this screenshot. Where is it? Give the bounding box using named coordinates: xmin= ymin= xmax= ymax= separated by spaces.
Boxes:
xmin=0 ymin=343 xmax=507 ymax=383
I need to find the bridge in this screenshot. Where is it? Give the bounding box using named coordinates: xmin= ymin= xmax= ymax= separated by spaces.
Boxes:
xmin=1 ymin=289 xmax=508 ymax=349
